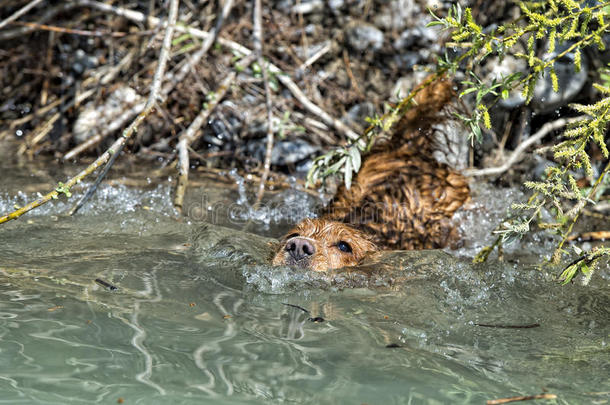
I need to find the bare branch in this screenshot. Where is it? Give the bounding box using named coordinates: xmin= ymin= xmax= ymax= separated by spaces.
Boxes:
xmin=173 ymin=0 xmax=241 ymax=212
xmin=68 ymin=0 xmax=180 ymax=216
xmin=64 ymin=0 xmax=234 ymax=161
xmin=0 ymin=2 xmax=77 ymax=40
xmin=162 ymin=0 xmax=234 ymax=94
xmin=296 ymin=40 xmax=331 ymax=73
xmin=76 ymin=0 xmax=360 ymax=142
xmin=173 ymin=57 xmax=255 ymax=211
xmin=0 ymin=0 xmax=181 ymax=223
xmin=464 ymin=117 xmax=583 ymax=177
xmin=253 ymin=0 xmax=275 ymax=207
xmin=0 ymin=0 xmax=45 ymax=30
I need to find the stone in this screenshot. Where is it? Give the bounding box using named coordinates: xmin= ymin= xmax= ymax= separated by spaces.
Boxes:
xmin=346 ymin=22 xmax=384 ymax=53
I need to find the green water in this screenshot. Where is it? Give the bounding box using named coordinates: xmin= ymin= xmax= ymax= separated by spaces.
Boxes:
xmin=0 ymin=149 xmax=608 ymax=404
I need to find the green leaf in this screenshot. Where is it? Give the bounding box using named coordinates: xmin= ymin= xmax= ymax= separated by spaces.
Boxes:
xmin=574 ymin=49 xmax=581 ymax=72
xmin=323 ymin=156 xmax=347 ymax=177
xmin=558 ymin=264 xmax=578 ymax=284
xmin=344 ymin=157 xmax=353 ymax=189
xmin=269 ymin=76 xmax=279 ymax=92
xmin=459 ymin=87 xmax=478 ymax=97
xmin=348 ymin=146 xmax=361 ymax=173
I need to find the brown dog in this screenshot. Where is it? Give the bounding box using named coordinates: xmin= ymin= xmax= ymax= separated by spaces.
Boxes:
xmin=271 ymin=218 xmax=378 ymax=270
xmin=273 ymin=77 xmax=470 ymax=271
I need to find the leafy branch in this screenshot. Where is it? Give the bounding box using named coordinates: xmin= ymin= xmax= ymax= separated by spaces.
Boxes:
xmin=558 ymin=246 xmax=610 ymax=285
xmin=306 ymin=76 xmax=435 ymax=189
xmin=309 ymin=1 xmax=609 ymax=192
xmin=309 ymin=1 xmax=610 ymax=284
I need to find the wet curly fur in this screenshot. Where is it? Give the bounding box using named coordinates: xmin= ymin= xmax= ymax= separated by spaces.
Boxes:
xmin=271 ymin=218 xmax=378 ymax=270
xmin=274 ymin=77 xmax=470 ymax=271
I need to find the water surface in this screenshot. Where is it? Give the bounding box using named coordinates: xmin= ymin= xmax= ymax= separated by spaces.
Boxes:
xmin=0 ymin=145 xmax=608 ymax=404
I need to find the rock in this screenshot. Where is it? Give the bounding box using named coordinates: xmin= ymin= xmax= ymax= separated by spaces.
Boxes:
xmin=390 ymin=71 xmax=431 ymax=102
xmin=346 ymin=22 xmax=384 ymax=53
xmin=72 ymin=49 xmax=98 ymax=75
xmin=394 ymin=30 xmax=417 ymax=50
xmin=293 ymin=40 xmax=332 ymax=61
xmin=73 ymin=86 xmax=144 ymax=143
xmin=423 ymin=0 xmax=443 ymax=11
xmin=275 ymin=0 xmax=294 ymax=11
xmin=394 ymin=24 xmax=438 ymax=50
xmin=496 ymin=43 xmax=588 ymax=112
xmin=392 ymin=52 xmax=421 ymax=71
xmin=373 ymin=0 xmax=418 ymax=31
xmin=342 ymin=102 xmax=376 ymax=131
xmin=247 ymin=138 xmax=320 ymax=167
xmin=328 ymin=0 xmax=344 ymax=13
xmin=208 ymin=101 xmax=243 ymax=144
xmin=271 ymin=139 xmax=320 ymax=166
xmin=291 ymin=0 xmax=323 ymax=14
xmin=531 ymin=44 xmax=588 ymax=113
xmin=486 ymin=55 xmax=527 ymax=109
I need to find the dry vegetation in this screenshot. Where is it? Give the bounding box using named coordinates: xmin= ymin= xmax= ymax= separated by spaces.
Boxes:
xmin=0 ymin=0 xmax=608 ymax=279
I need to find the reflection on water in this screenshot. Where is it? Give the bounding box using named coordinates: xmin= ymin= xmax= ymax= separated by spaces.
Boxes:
xmin=0 ymin=152 xmax=608 ymax=404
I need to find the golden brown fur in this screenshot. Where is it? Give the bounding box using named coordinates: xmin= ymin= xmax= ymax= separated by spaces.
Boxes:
xmin=274 ymin=76 xmax=470 ymax=271
xmin=272 ymin=218 xmax=378 ymax=270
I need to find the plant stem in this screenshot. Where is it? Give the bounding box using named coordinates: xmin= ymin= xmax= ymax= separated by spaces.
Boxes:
xmin=553 ymin=159 xmax=610 ymax=263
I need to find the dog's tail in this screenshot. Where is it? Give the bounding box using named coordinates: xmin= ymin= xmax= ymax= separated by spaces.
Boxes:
xmin=388 ymin=75 xmax=458 ymax=154
xmin=325 ymin=74 xmax=470 ymax=251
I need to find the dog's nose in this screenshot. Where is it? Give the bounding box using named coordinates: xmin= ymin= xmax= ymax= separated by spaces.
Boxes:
xmin=286 ymin=238 xmax=315 ymax=261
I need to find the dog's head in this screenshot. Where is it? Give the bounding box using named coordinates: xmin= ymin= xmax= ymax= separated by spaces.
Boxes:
xmin=272 ymin=218 xmax=378 ymax=271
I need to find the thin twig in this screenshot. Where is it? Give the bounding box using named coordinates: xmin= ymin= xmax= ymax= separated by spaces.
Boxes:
xmin=474 ymin=323 xmax=540 ymax=329
xmin=273 ymin=67 xmax=361 ymax=143
xmin=146 ymin=2 xmax=178 ymax=108
xmin=61 ymin=52 xmax=137 ymax=159
xmin=18 ymin=88 xmax=96 ymax=156
xmin=296 ymin=40 xmax=331 ymax=73
xmin=552 ymin=159 xmax=610 ymax=263
xmin=40 ymin=31 xmax=55 ymax=106
xmin=0 ymin=104 xmax=153 ymax=224
xmin=342 ymin=48 xmax=364 ymax=99
xmin=465 ymin=117 xmax=583 ymax=177
xmin=173 ymin=56 xmax=255 ymax=211
xmin=174 ymin=140 xmax=190 ymax=213
xmin=68 ymin=0 xmax=180 ymax=216
xmin=567 ymin=230 xmax=610 ymax=241
xmin=0 ymin=0 xmax=180 ymax=224
xmin=163 ymin=0 xmax=234 ymax=95
xmin=0 ymin=2 xmax=77 ymax=41
xmin=0 ymin=0 xmax=46 ymax=30
xmin=486 ymin=393 xmax=557 ymax=404
xmin=253 ymin=0 xmax=274 ymax=208
xmin=76 ymin=0 xmax=361 ymax=142
xmin=11 ymin=21 xmax=127 ymax=37
xmin=63 ymin=98 xmax=145 ymax=161
xmin=173 ymin=0 xmax=240 ymax=213
xmin=19 ymin=114 xmax=59 ymax=154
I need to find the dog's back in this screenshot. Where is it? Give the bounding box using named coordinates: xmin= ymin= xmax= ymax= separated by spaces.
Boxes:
xmin=325 ymin=77 xmax=470 ymax=250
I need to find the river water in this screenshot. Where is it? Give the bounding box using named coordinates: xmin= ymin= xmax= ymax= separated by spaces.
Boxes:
xmin=0 ymin=143 xmax=608 ymax=404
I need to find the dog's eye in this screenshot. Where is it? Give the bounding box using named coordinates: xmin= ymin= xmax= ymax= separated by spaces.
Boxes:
xmin=336 ymin=241 xmax=352 ymax=253
xmin=286 ymin=233 xmax=300 ymax=239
